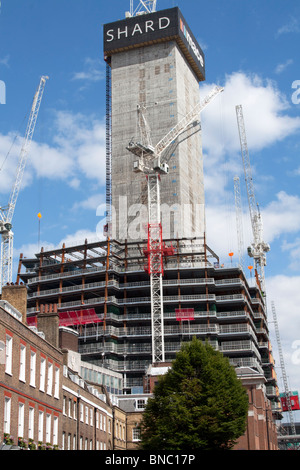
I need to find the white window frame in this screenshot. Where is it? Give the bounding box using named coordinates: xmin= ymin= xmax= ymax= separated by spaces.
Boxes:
xmin=5 ymin=335 xmax=13 ymax=375
xmin=40 ymin=357 xmax=46 ymax=392
xmin=132 ymin=427 xmax=141 ymax=442
xmin=38 ymin=410 xmax=44 ymax=442
xmin=47 ymin=362 xmax=53 ymax=396
xmin=54 ymin=366 xmax=60 ymax=398
xmin=18 ymin=402 xmax=25 ymax=437
xmin=30 ymin=350 xmax=36 ymax=387
xmin=4 ymin=396 xmax=11 ymax=434
xmin=28 ymin=406 xmax=35 ymax=439
xmin=46 ymin=413 xmax=51 ymax=443
xmin=19 ymin=344 xmax=26 ymax=382
xmin=53 ymin=416 xmax=58 ymax=446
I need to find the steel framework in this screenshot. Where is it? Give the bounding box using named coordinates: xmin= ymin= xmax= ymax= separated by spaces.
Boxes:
xmin=129 ymin=0 xmax=157 ymax=16
xmin=105 ymin=62 xmax=112 ymax=236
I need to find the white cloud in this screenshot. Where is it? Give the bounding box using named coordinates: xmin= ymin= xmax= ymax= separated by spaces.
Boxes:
xmin=200 ymin=72 xmax=300 ymax=268
xmin=282 ymin=238 xmax=300 ymax=271
xmin=71 ymin=57 xmax=104 ymax=83
xmin=275 ymin=59 xmax=293 ymax=74
xmin=0 ymin=55 xmax=10 ymax=68
xmin=201 ymin=72 xmax=300 ymax=163
xmin=0 ymin=110 xmax=106 ymax=199
xmin=277 ymin=17 xmax=300 ymax=36
xmin=266 ymin=275 xmax=300 ymax=394
xmin=262 ymin=191 xmax=300 ymax=243
xmin=72 ymin=193 xmax=105 ymax=211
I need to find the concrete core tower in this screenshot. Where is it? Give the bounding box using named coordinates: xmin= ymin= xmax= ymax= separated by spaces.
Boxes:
xmin=104 ymin=8 xmax=206 ymax=242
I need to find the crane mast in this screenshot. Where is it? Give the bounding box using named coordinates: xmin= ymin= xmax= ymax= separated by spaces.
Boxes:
xmin=235 ymin=104 xmax=270 ymax=296
xmin=234 ymin=176 xmax=244 ymax=270
xmin=127 ymin=86 xmax=224 ymax=363
xmin=0 ymin=76 xmax=48 ymax=291
xmin=271 ymin=301 xmax=296 ymax=436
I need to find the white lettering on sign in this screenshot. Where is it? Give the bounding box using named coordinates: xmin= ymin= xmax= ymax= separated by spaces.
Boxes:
xmin=180 ymin=18 xmax=204 ymax=68
xmin=105 ymin=16 xmax=171 ymax=42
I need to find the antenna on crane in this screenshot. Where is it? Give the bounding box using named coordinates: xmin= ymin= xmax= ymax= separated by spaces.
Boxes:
xmin=126 ymin=0 xmax=157 ymax=17
xmin=236 ymin=104 xmax=270 ymax=297
xmin=127 ymin=86 xmax=224 ymax=364
xmin=0 ymin=75 xmax=48 ymax=292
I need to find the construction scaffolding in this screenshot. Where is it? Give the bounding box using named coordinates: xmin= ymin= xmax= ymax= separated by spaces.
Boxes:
xmin=17 ymin=235 xmax=280 ymax=414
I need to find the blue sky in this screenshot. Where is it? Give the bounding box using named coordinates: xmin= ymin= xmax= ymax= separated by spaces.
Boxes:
xmin=1 ymin=0 xmax=300 ymax=417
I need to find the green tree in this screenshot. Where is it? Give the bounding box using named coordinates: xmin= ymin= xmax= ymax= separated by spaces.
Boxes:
xmin=140 ymin=337 xmax=249 ymax=450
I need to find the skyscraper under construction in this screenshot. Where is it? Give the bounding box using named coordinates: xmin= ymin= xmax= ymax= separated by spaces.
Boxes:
xmin=18 ymin=5 xmax=281 ymax=418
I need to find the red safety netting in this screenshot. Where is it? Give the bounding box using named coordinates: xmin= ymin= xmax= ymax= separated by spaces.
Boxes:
xmin=175 ymin=308 xmax=195 ymax=321
xmin=59 ymin=309 xmax=103 ymax=326
xmin=27 ymin=308 xmax=103 ymax=327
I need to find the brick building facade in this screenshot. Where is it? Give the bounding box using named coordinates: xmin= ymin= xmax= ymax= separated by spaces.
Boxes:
xmin=0 ymin=286 xmax=128 ymax=451
xmin=0 ymin=287 xmax=63 ymax=450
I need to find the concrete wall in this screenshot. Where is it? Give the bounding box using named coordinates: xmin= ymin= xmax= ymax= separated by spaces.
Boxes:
xmin=110 ymin=40 xmax=204 ymax=242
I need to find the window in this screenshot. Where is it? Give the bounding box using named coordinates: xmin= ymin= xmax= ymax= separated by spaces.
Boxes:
xmin=46 ymin=413 xmax=51 ymax=443
xmin=5 ymin=335 xmax=13 ymax=375
xmin=28 ymin=407 xmax=34 ymax=439
xmin=53 ymin=416 xmax=58 ymax=446
xmin=4 ymin=396 xmax=11 ymax=434
xmin=47 ymin=362 xmax=53 ymax=395
xmin=136 ymin=399 xmax=147 ymax=410
xmin=40 ymin=357 xmax=46 ymax=392
xmin=73 ymin=400 xmax=77 ymax=420
xmin=90 ymin=408 xmax=93 ymax=426
xmin=85 ymin=406 xmax=89 ymax=424
xmin=80 ymin=404 xmax=84 ymax=422
xmin=19 ymin=344 xmax=26 ymax=382
xmin=38 ymin=410 xmax=44 ymax=442
xmin=30 ymin=351 xmax=36 ymax=387
xmin=18 ymin=402 xmax=25 ymax=437
xmin=54 ymin=366 xmax=60 ymax=398
xmin=132 ymin=427 xmax=141 ymax=441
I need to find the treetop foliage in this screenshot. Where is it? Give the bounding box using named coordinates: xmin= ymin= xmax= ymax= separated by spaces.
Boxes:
xmin=140 ymin=337 xmax=249 ymax=450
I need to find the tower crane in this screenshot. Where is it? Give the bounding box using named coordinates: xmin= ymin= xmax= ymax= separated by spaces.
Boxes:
xmin=234 ymin=175 xmax=244 ymax=270
xmin=127 ymin=85 xmax=224 ymax=363
xmin=235 ymin=104 xmax=270 ymax=297
xmin=271 ymin=301 xmax=296 ymax=436
xmin=127 ymin=0 xmax=157 ymax=17
xmin=0 ymin=75 xmax=48 ymax=292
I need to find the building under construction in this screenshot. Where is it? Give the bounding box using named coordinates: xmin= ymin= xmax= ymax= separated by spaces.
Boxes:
xmin=17 ymin=3 xmax=281 ymax=420
xmin=18 ymin=235 xmax=280 ymax=413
